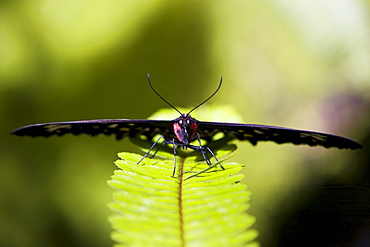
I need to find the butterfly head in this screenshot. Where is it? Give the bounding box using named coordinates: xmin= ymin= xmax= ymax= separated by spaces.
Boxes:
xmin=173 ymin=114 xmax=198 ymax=145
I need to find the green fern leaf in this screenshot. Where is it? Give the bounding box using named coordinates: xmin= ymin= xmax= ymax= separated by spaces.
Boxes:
xmin=108 ymin=150 xmax=258 ymax=247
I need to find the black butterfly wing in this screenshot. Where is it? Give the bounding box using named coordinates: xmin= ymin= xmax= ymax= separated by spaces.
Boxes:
xmin=11 ymin=119 xmax=175 ymax=141
xmin=12 ymin=119 xmax=362 ymax=149
xmin=197 ymin=121 xmax=362 ymax=150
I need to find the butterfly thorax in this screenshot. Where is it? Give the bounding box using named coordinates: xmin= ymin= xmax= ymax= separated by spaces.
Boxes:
xmin=172 ymin=114 xmax=199 ymax=145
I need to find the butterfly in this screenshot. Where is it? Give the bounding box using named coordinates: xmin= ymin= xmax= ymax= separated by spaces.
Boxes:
xmin=12 ymin=75 xmax=362 ymax=175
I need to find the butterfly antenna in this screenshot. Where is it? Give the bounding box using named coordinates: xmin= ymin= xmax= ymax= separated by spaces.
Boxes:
xmin=147 ymin=74 xmax=182 ymax=115
xmin=187 ymin=76 xmax=223 ymax=115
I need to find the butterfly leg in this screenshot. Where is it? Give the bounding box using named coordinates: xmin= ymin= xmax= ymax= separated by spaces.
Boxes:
xmin=193 ymin=133 xmax=225 ymax=170
xmin=191 ymin=145 xmax=225 ymax=170
xmin=195 ymin=133 xmax=215 ymax=166
xmin=149 ymin=140 xmax=166 ymax=158
xmin=137 ymin=135 xmax=164 ymax=164
xmin=162 ymin=139 xmax=178 ymax=176
xmin=171 ymin=139 xmax=178 ymax=176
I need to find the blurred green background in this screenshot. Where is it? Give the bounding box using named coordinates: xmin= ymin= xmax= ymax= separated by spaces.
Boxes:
xmin=1 ymin=1 xmax=369 ymax=246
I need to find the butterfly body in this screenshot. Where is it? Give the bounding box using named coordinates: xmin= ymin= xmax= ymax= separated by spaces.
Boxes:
xmin=172 ymin=114 xmax=199 ymax=146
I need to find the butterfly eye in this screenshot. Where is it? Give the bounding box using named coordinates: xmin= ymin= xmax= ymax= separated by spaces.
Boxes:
xmin=186 ymin=120 xmax=190 ymax=125
xmin=178 ymin=120 xmax=183 ymax=125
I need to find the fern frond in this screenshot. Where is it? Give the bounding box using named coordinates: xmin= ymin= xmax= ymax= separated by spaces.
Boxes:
xmin=108 ymin=150 xmax=258 ymax=247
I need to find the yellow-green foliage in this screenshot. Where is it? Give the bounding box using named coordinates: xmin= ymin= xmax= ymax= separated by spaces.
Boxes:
xmin=108 ymin=151 xmax=258 ymax=247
